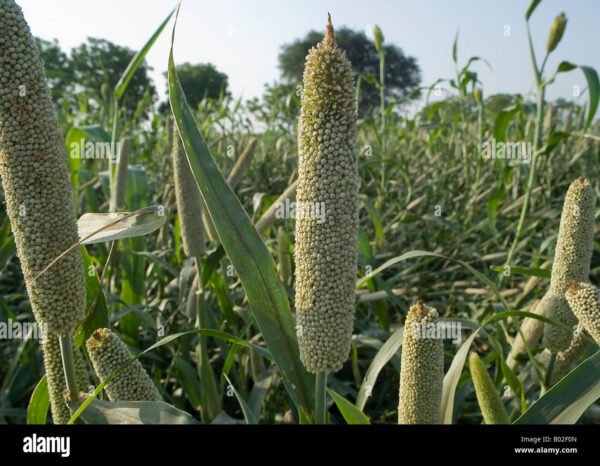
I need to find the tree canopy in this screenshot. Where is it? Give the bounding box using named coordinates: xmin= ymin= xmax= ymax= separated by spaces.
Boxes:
xmin=157 ymin=62 xmax=230 ymax=114
xmin=35 ymin=38 xmax=73 ymax=100
xmin=36 ymin=37 xmax=157 ymax=119
xmin=70 ymin=38 xmax=156 ymax=118
xmin=278 ymin=27 xmax=421 ymax=114
xmin=164 ymin=62 xmax=229 ymax=111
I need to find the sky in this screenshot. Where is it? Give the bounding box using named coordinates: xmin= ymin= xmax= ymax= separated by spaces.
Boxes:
xmin=16 ymin=0 xmax=600 ymax=109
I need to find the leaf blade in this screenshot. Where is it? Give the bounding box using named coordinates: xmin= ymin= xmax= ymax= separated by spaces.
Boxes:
xmin=114 ymin=8 xmax=175 ymax=99
xmin=515 ymin=350 xmax=600 ymax=424
xmin=327 ymin=388 xmax=370 ymax=424
xmin=356 ymin=327 xmax=404 ymax=411
xmin=27 ymin=376 xmax=49 ymax=425
xmin=167 ymin=13 xmax=314 ymax=419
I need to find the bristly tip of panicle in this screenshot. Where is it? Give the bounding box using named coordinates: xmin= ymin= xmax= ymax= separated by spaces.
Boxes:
xmin=415 ymin=300 xmax=427 ymax=319
xmin=325 ymin=13 xmax=335 ymax=46
xmin=569 ymin=280 xmax=580 ymax=293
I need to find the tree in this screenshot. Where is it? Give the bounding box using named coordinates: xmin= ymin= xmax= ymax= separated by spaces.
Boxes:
xmin=158 ymin=62 xmax=229 ymax=114
xmin=35 ymin=38 xmax=74 ymax=100
xmin=175 ymin=63 xmax=229 ymax=108
xmin=70 ymin=38 xmax=156 ymax=118
xmin=278 ymin=27 xmax=421 ymax=115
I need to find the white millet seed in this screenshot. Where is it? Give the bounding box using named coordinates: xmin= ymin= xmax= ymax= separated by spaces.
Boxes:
xmin=294 ymin=15 xmax=359 ymax=374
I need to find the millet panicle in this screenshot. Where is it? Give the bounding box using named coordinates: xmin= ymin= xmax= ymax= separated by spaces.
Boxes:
xmin=171 ymin=126 xmax=206 ymax=257
xmin=111 ymin=135 xmax=131 ymax=212
xmin=565 ymin=281 xmax=600 ymax=345
xmin=543 ymin=177 xmax=595 ymax=353
xmin=398 ymin=301 xmax=444 ymax=424
xmin=294 ymin=15 xmax=359 ymax=374
xmin=537 ymin=327 xmax=590 ymax=386
xmin=86 ymin=328 xmax=162 ymax=402
xmin=42 ymin=330 xmax=90 ymax=424
xmin=0 ymin=0 xmax=86 ymax=334
xmin=469 ymin=352 xmax=509 ymax=424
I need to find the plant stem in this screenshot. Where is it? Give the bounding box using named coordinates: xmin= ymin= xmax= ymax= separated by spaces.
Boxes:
xmin=109 ymin=97 xmax=119 ymax=206
xmin=59 ymin=333 xmax=79 ymax=401
xmin=505 ymin=86 xmax=545 ymax=268
xmin=315 ymin=372 xmax=328 ymax=424
xmin=378 ymin=50 xmax=386 ymax=194
xmin=194 ymin=256 xmax=221 ymax=421
xmin=474 ymin=100 xmax=483 ymax=187
xmin=544 ymin=352 xmax=557 ymax=389
xmin=504 ymin=25 xmax=546 ymax=271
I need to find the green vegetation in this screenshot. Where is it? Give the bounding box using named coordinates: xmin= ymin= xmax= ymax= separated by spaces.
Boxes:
xmin=0 ymin=0 xmax=599 ymax=425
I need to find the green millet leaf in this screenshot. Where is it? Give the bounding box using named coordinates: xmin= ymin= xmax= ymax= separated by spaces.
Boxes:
xmin=294 ymin=16 xmax=359 ymax=374
xmin=0 ymin=0 xmax=86 ymax=334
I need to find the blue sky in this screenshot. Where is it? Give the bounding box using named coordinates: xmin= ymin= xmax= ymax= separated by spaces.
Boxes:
xmin=17 ymin=0 xmax=600 ymax=109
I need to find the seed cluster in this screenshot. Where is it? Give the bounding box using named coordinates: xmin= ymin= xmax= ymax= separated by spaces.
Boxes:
xmin=469 ymin=352 xmax=509 ymax=424
xmin=171 ymin=126 xmax=206 ymax=257
xmin=398 ymin=301 xmax=443 ymax=424
xmin=112 ymin=136 xmax=131 ymax=212
xmin=543 ymin=177 xmax=595 ymax=352
xmin=537 ymin=328 xmax=590 ymax=385
xmin=294 ymin=16 xmax=359 ymax=374
xmin=546 ymin=13 xmax=567 ymax=53
xmin=86 ymin=328 xmax=162 ymax=401
xmin=294 ymin=17 xmax=359 ymax=372
xmin=565 ymin=281 xmax=600 ymax=345
xmin=42 ymin=331 xmax=90 ymax=424
xmin=0 ymin=0 xmax=86 ymax=335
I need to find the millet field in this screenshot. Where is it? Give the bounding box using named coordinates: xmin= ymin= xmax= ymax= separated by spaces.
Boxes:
xmin=1 ymin=0 xmax=600 ymax=429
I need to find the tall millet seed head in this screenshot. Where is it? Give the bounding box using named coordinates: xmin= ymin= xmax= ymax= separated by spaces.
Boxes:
xmin=546 ymin=12 xmax=567 ymax=53
xmin=111 ymin=135 xmax=131 ymax=212
xmin=226 ymin=137 xmax=258 ymax=190
xmin=543 ymin=177 xmax=595 ymax=353
xmin=565 ymin=281 xmax=600 ymax=345
xmin=398 ymin=301 xmax=444 ymax=424
xmin=537 ymin=326 xmax=590 ymax=386
xmin=86 ymin=328 xmax=162 ymax=402
xmin=42 ymin=330 xmax=90 ymax=424
xmin=373 ymin=25 xmax=384 ymax=54
xmin=0 ymin=0 xmax=86 ymax=334
xmin=469 ymin=352 xmax=509 ymax=424
xmin=294 ymin=15 xmax=359 ymax=373
xmin=171 ymin=126 xmax=206 ymax=257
